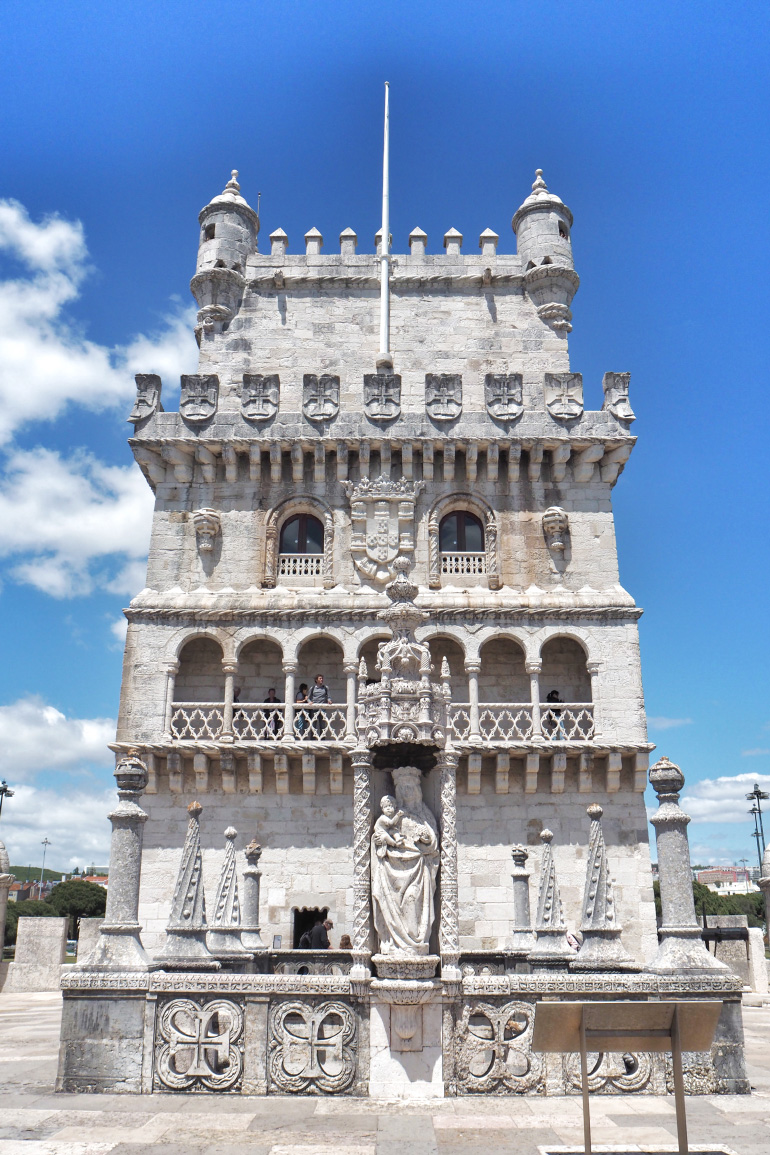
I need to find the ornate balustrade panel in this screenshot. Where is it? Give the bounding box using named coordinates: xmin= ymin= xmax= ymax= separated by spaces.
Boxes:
xmin=448 ymin=704 xmax=472 ymax=741
xmin=441 ymin=551 xmax=486 ymax=575
xmin=171 ymin=705 xmax=224 ymax=740
xmin=278 ymin=553 xmax=323 ymax=578
xmin=294 ymin=705 xmax=347 ymax=741
xmin=233 ymin=704 xmax=285 ymax=741
xmin=541 ymin=704 xmax=594 ymax=740
xmin=479 ymin=705 xmax=533 ymax=741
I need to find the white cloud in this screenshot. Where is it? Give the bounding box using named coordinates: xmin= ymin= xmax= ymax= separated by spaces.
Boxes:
xmin=0 ymin=198 xmax=198 ymax=444
xmin=0 ymin=447 xmax=154 ymax=596
xmin=647 ymin=716 xmax=693 ymax=730
xmin=0 ymin=783 xmax=113 ymax=870
xmin=0 ymin=695 xmax=114 ymax=783
xmin=682 ymin=772 xmax=770 ymax=824
xmin=742 ymin=748 xmax=770 ymax=757
xmin=110 ymin=615 xmax=128 ymax=644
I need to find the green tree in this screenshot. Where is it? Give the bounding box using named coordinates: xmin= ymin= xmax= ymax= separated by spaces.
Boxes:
xmin=46 ymin=880 xmax=107 ymax=937
xmin=4 ymin=900 xmax=60 ymax=946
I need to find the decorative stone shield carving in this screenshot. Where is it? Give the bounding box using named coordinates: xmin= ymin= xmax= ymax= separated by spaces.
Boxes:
xmin=129 ymin=374 xmax=162 ymax=423
xmin=240 ymin=374 xmax=279 ymax=421
xmin=544 ymin=373 xmax=583 ymax=421
xmin=180 ymin=375 xmax=219 ymax=424
xmin=154 ymin=998 xmax=244 ymax=1092
xmin=426 ymin=373 xmax=462 ymax=421
xmin=364 ymin=373 xmax=401 ymax=421
xmin=342 ymin=475 xmax=423 ymax=583
xmin=484 ymin=373 xmax=523 ymax=421
xmin=602 ymin=371 xmax=635 ymax=422
xmin=456 ymin=1000 xmax=543 ymax=1094
xmin=268 ymin=1000 xmax=357 ymax=1094
xmin=303 ymin=374 xmax=340 ymax=422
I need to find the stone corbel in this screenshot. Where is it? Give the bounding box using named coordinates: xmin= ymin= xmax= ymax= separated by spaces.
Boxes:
xmin=192 ymin=508 xmax=221 ymax=554
xmin=601 ymin=444 xmax=633 ymax=484
xmin=133 ymin=446 xmax=166 ymax=487
xmin=573 ymin=444 xmax=605 ymax=483
xmin=161 ymin=445 xmax=194 ymax=484
xmin=195 ymin=444 xmax=218 ymax=484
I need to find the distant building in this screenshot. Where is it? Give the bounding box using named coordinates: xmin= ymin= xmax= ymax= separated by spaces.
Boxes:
xmin=695 ymin=866 xmax=758 ymax=895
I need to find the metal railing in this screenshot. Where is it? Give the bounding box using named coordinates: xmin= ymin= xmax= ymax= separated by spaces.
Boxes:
xmin=278 ymin=553 xmax=323 ymax=578
xmin=440 ymin=551 xmax=486 ymax=575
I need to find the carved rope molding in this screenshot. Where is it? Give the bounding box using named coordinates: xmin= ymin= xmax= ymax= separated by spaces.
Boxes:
xmin=263 ymin=494 xmax=335 ymax=590
xmin=427 ymin=493 xmax=501 ymax=590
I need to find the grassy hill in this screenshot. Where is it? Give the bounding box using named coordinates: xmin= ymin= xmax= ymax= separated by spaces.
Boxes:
xmin=8 ymin=866 xmax=66 ymax=883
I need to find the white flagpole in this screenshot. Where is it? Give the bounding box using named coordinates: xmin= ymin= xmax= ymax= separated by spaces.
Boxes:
xmin=377 ymin=82 xmax=392 ymax=369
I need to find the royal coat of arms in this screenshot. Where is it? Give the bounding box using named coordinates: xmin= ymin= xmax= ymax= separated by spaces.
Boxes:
xmin=426 ymin=373 xmax=462 ymax=421
xmin=180 ymin=375 xmax=219 ymax=424
xmin=602 ymin=372 xmax=635 ymax=422
xmin=363 ymin=374 xmax=401 ymax=421
xmin=484 ymin=373 xmax=523 ymax=421
xmin=544 ymin=373 xmax=583 ymax=421
xmin=240 ymin=374 xmax=279 ymax=421
xmin=303 ymin=374 xmax=340 ymax=422
xmin=343 ymin=475 xmax=424 ymax=583
xmin=128 ymin=374 xmax=162 ymax=423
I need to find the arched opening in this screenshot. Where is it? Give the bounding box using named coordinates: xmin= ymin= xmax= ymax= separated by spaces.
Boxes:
xmin=427 ymin=637 xmax=467 ymax=702
xmin=173 ymin=637 xmax=224 ymax=702
xmin=479 ymin=638 xmax=528 ymax=702
xmin=234 ymin=639 xmax=285 ymax=740
xmin=295 ymin=637 xmax=346 ymax=741
xmin=539 ymin=636 xmax=593 ymax=740
xmin=359 ymin=635 xmax=390 ymax=684
xmin=439 ymin=510 xmax=486 ymax=579
xmin=278 ymin=513 xmax=324 ymax=581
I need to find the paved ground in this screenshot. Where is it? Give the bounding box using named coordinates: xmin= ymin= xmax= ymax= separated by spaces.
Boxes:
xmin=2 ymin=994 xmax=770 ymax=1154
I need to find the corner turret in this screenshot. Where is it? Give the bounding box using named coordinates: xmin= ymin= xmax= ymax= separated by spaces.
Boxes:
xmin=191 ymin=170 xmax=259 ymax=345
xmin=512 ymin=169 xmax=579 ymax=333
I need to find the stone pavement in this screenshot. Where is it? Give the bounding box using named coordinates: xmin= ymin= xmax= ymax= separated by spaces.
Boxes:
xmin=2 ymin=993 xmax=770 ymax=1154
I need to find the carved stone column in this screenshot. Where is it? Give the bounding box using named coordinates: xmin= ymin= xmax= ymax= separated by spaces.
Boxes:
xmin=350 ymin=745 xmax=373 ymax=986
xmin=241 ymin=837 xmax=265 ymax=950
xmin=82 ymin=751 xmax=152 ymax=970
xmin=465 ymin=662 xmax=481 ymax=741
xmin=344 ymin=662 xmax=358 ymax=740
xmin=648 ymin=755 xmax=728 ymax=974
xmin=586 ymin=660 xmax=601 ymax=737
xmin=282 ymin=662 xmax=297 ymax=741
xmin=221 ymin=662 xmax=238 ymax=741
xmin=162 ymin=662 xmax=180 ymax=739
xmin=439 ymin=749 xmax=461 ymax=982
xmin=526 ymin=662 xmax=542 ymax=739
xmin=509 ymin=845 xmax=535 ymax=954
xmin=0 ymin=840 xmax=14 ymax=957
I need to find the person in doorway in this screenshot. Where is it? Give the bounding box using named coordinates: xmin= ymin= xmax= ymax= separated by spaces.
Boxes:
xmin=294 ymin=683 xmax=309 ymax=738
xmin=309 ymin=673 xmax=331 ymax=738
xmin=309 ymin=917 xmax=334 ymax=950
xmin=262 ymin=687 xmax=283 ymax=739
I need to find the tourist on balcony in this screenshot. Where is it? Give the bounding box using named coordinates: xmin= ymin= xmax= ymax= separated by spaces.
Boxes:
xmin=294 ymin=683 xmax=309 ymax=738
xmin=307 ymin=916 xmax=334 ymax=949
xmin=309 ymin=673 xmax=332 ymax=738
xmin=544 ymin=689 xmax=564 ymax=739
xmin=262 ymin=687 xmax=283 ymax=739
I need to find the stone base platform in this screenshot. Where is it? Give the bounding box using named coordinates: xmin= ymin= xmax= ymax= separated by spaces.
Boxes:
xmin=56 ymin=968 xmax=748 ymax=1099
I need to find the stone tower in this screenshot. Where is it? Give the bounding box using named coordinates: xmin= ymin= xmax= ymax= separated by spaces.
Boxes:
xmin=119 ymin=167 xmax=656 ymax=963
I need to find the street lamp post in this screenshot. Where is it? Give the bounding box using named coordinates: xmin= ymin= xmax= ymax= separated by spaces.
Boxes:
xmin=749 ymin=806 xmax=764 ymax=873
xmin=746 ymin=783 xmax=769 ymax=855
xmin=39 ymin=838 xmax=51 ymax=900
xmin=0 ymin=779 xmax=14 ymax=821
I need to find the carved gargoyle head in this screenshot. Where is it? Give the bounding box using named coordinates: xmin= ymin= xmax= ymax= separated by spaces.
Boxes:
xmin=192 ymin=507 xmax=221 ymax=553
xmin=542 ymin=506 xmax=569 ymax=552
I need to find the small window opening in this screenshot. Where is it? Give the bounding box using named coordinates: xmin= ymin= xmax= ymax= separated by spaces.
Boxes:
xmin=526 ymin=260 xmax=535 ymax=270
xmin=440 ymin=510 xmax=485 ymax=552
xmin=204 ymin=224 xmax=216 ymax=241
xmin=214 ymin=258 xmax=226 ymax=268
xmin=293 ymin=907 xmax=329 ymax=948
xmin=541 ymin=255 xmax=552 ymax=265
xmin=280 ymin=513 xmax=324 ymax=554
xmin=558 ymin=222 xmax=569 ymax=239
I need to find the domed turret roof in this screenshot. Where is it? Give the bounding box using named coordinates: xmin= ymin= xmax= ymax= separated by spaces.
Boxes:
xmin=200 ymin=170 xmax=259 ymax=224
xmin=512 ymin=169 xmax=573 ymax=231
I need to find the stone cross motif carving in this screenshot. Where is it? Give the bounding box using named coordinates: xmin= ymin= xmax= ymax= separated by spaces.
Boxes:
xmin=572 ymin=804 xmax=638 ymax=971
xmin=129 ymin=374 xmax=162 ymax=423
xmin=180 ymin=375 xmax=219 ymax=424
xmin=484 ymin=373 xmax=523 ymax=421
xmin=303 ymin=374 xmax=340 ymax=421
xmin=544 ymin=373 xmax=583 ymax=421
xmin=425 ymin=373 xmax=462 ymax=421
xmin=240 ymin=374 xmax=279 ymax=421
xmin=192 ymin=508 xmax=220 ymax=553
xmin=207 ymin=827 xmax=248 ymax=957
xmin=343 ymin=475 xmax=423 ymax=583
xmin=363 ymin=373 xmax=401 ymax=421
xmin=268 ymin=1000 xmax=357 ymax=1094
xmin=371 ymin=767 xmax=439 ymax=957
xmin=602 ymin=371 xmax=635 ymax=422
xmin=155 ymin=998 xmax=243 ymax=1091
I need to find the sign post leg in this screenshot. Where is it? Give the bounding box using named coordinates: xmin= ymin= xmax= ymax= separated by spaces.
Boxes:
xmin=579 ymin=1011 xmax=591 ymax=1155
xmin=671 ymin=1004 xmax=689 ymax=1155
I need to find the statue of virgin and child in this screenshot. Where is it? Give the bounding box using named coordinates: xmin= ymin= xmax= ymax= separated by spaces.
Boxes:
xmin=371 ymin=766 xmax=439 ymax=956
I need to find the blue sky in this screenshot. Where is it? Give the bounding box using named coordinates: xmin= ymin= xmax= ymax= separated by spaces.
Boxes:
xmin=0 ymin=0 xmax=768 ymax=869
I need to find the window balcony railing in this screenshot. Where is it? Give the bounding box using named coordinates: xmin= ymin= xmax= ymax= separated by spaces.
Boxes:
xmin=170 ymin=705 xmax=224 ymax=740
xmin=448 ymin=702 xmax=594 ymax=743
xmin=293 ymin=705 xmax=347 ymax=741
xmin=170 ymin=702 xmax=348 ymax=743
xmin=278 ymin=553 xmax=323 ymax=578
xmin=440 ymin=551 xmax=486 ymax=575
xmin=233 ymin=704 xmax=285 ymax=741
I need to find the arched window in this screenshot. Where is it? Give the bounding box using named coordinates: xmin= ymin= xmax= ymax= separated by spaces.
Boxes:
xmin=280 ymin=514 xmax=324 ymax=554
xmin=439 ymin=511 xmax=484 ymax=553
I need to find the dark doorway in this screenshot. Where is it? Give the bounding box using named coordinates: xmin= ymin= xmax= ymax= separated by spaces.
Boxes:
xmin=292 ymin=907 xmax=328 ymax=948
